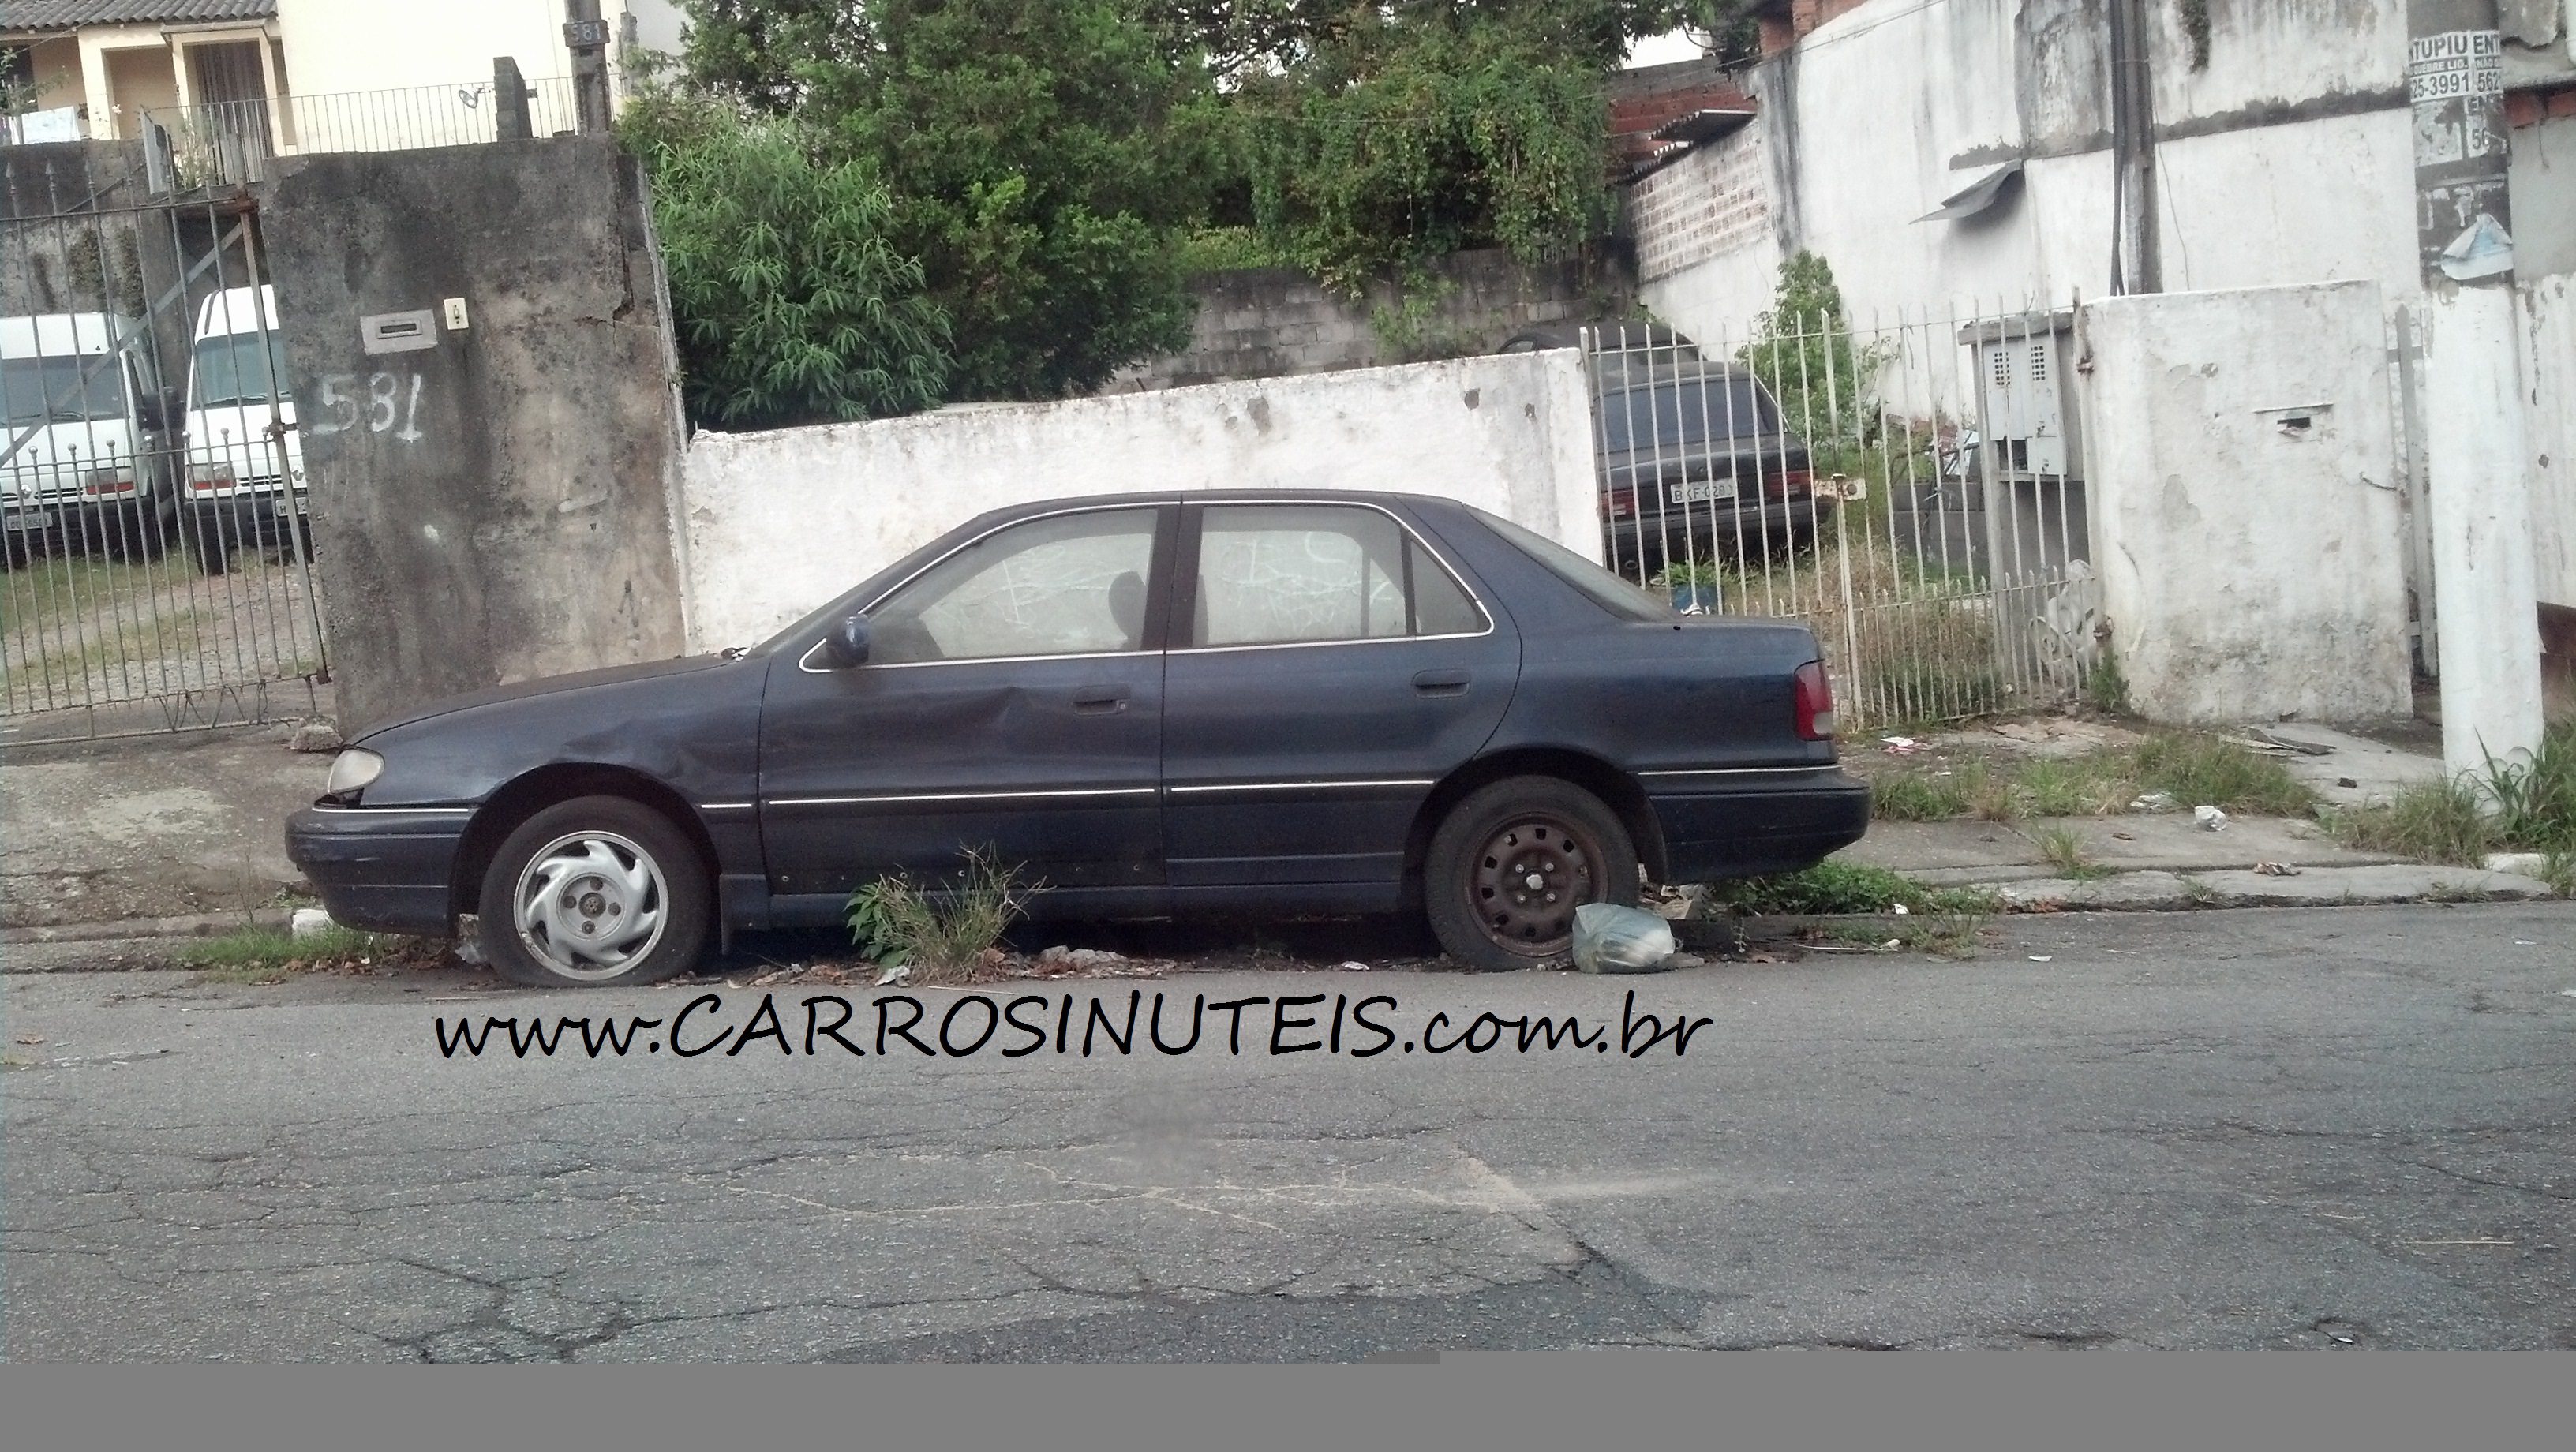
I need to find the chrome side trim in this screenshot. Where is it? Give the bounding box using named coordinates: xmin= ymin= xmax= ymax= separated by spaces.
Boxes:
xmin=1166 ymin=778 xmax=1436 ymax=795
xmin=1166 ymin=629 xmax=1488 ymax=658
xmin=695 ymin=802 xmax=757 ymax=813
xmin=766 ymin=786 xmax=1159 ymax=808
xmin=1638 ymin=765 xmax=1840 ymax=780
xmin=305 ymin=805 xmax=475 ymax=817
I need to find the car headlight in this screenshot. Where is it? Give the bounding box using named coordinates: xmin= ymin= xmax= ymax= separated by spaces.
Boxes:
xmin=324 ymin=748 xmax=384 ymax=799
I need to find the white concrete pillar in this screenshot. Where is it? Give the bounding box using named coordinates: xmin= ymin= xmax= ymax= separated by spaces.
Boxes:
xmin=2422 ymin=284 xmax=2546 ymax=777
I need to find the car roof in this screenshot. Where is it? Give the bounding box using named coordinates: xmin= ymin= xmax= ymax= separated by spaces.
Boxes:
xmin=972 ymin=488 xmax=1481 ymax=518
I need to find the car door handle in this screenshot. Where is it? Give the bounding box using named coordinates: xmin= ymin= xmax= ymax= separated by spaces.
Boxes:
xmin=1071 ymin=684 xmax=1130 ymax=713
xmin=1413 ymin=668 xmax=1472 ymax=695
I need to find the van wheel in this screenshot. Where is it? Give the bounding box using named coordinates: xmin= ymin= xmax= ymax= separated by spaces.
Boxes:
xmin=1425 ymin=777 xmax=1638 ymax=971
xmin=477 ymin=795 xmax=710 ymax=989
xmin=191 ymin=521 xmax=230 ymax=575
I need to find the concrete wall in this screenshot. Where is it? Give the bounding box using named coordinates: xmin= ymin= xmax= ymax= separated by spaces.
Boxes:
xmin=1633 ymin=0 xmax=2428 ymax=342
xmin=2077 ymin=282 xmax=2412 ymax=724
xmin=1107 ymin=249 xmax=1630 ymax=394
xmin=2525 ymin=274 xmax=2576 ymax=612
xmin=681 ymin=352 xmax=1602 ymax=652
xmin=262 ymin=136 xmax=689 ymax=733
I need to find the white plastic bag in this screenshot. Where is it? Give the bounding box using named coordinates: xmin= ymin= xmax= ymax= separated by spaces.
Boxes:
xmin=1571 ymin=903 xmax=1676 ymax=975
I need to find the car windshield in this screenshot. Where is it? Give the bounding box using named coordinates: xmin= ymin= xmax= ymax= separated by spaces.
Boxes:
xmin=1601 ymin=376 xmax=1780 ymax=451
xmin=190 ymin=335 xmax=289 ymax=409
xmin=1472 ymin=508 xmax=1672 ymax=622
xmin=0 ymin=354 xmax=128 ymax=425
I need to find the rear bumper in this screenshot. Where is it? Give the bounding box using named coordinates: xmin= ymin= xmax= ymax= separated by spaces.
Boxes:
xmin=1606 ymin=497 xmax=1835 ymax=568
xmin=1649 ymin=770 xmax=1871 ymax=884
xmin=284 ymin=806 xmax=468 ymax=936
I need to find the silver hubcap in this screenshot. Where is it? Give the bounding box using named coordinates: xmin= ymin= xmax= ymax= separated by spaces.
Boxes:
xmin=512 ymin=829 xmax=667 ymax=981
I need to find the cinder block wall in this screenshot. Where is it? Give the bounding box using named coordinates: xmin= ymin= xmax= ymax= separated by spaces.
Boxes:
xmin=263 ymin=137 xmax=689 ymax=732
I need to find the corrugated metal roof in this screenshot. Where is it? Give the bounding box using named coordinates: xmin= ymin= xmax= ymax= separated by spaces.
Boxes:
xmin=1 ymin=1 xmax=276 ymax=31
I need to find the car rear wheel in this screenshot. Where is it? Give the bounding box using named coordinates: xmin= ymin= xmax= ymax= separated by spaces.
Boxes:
xmin=1425 ymin=777 xmax=1638 ymax=971
xmin=477 ymin=795 xmax=710 ymax=988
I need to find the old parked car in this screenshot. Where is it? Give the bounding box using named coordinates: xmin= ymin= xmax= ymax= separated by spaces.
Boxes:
xmin=287 ymin=491 xmax=1869 ymax=986
xmin=1500 ymin=325 xmax=1826 ymax=575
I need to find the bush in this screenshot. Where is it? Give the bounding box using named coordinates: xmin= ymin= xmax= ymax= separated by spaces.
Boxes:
xmin=629 ymin=101 xmax=952 ymax=428
xmin=1708 ymin=861 xmax=1995 ymax=916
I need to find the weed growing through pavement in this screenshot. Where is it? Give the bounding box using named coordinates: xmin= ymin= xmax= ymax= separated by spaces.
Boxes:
xmin=1865 ymin=729 xmax=2316 ymax=825
xmin=844 ymin=846 xmax=1040 ymax=985
xmin=2029 ymin=825 xmax=2109 ymax=881
xmin=2327 ymin=722 xmax=2576 ymax=870
xmin=182 ymin=924 xmax=395 ymax=983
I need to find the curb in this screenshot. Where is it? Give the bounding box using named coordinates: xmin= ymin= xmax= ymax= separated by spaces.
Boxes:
xmin=1 ymin=907 xmax=301 ymax=947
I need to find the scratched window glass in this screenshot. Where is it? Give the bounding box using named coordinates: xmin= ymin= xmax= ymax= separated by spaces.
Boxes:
xmin=869 ymin=509 xmax=1158 ymax=664
xmin=1193 ymin=505 xmax=1418 ymax=647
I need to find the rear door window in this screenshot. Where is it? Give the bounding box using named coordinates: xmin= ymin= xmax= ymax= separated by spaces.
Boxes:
xmin=1189 ymin=504 xmax=1488 ymax=648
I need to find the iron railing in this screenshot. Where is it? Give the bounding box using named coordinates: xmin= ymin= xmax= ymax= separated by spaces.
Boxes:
xmin=140 ymin=76 xmax=584 ymax=189
xmin=1583 ymin=299 xmax=2100 ymax=730
xmin=2 ymin=156 xmax=328 ymax=741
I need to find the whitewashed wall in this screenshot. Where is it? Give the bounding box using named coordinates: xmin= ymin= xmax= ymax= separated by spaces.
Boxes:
xmin=678 ymin=352 xmax=1601 ymax=651
xmin=2077 ymin=282 xmax=2413 ymax=724
xmin=2525 ymin=274 xmax=2576 ymax=612
xmin=1634 ymin=0 xmax=2424 ymax=344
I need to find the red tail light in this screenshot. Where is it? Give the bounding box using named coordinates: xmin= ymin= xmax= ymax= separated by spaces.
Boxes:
xmin=1604 ymin=487 xmax=1637 ymax=520
xmin=1793 ymin=660 xmax=1837 ymax=740
xmin=1762 ymin=468 xmax=1814 ymax=499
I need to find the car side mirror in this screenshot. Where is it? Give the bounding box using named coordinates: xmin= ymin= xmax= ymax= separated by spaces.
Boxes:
xmin=816 ymin=614 xmax=871 ymax=668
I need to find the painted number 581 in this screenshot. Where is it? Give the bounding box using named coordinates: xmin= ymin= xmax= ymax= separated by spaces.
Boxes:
xmin=313 ymin=372 xmax=426 ymax=443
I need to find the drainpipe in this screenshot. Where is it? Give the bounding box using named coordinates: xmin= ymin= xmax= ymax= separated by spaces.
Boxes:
xmin=2407 ymin=0 xmax=2544 ymax=784
xmin=2106 ymin=0 xmax=2161 ymax=295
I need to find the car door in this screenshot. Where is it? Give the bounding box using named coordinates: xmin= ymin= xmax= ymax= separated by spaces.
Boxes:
xmin=1161 ymin=500 xmax=1518 ymax=890
xmin=757 ymin=503 xmax=1175 ymax=911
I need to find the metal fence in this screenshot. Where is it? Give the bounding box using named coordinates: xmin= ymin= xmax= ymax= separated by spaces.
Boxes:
xmin=142 ymin=76 xmax=585 ymax=189
xmin=1583 ymin=301 xmax=2101 ymax=729
xmin=2 ymin=159 xmax=327 ymax=740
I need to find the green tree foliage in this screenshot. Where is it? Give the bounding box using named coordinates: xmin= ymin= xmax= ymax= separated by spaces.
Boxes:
xmin=830 ymin=0 xmax=1219 ymax=400
xmin=1739 ymin=251 xmax=1889 ymax=451
xmin=629 ymin=102 xmax=952 ymax=428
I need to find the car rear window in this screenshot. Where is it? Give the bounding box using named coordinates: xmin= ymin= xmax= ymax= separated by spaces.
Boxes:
xmin=1471 ymin=509 xmax=1672 ymax=623
xmin=1600 ymin=376 xmax=1780 ymax=451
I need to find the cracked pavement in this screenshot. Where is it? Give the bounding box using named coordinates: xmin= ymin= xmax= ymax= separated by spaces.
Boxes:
xmin=6 ymin=903 xmax=2574 ymax=1358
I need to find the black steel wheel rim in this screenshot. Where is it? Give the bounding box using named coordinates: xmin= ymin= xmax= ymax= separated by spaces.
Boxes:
xmin=1466 ymin=814 xmax=1603 ymax=958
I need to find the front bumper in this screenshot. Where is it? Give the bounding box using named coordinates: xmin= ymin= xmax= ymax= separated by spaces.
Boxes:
xmin=1649 ymin=769 xmax=1871 ymax=884
xmin=1606 ymin=496 xmax=1836 ymax=571
xmin=284 ymin=806 xmax=470 ymax=936
xmin=184 ymin=493 xmax=311 ymax=550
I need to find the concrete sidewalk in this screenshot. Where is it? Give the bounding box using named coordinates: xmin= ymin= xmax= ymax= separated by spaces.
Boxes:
xmin=0 ymin=710 xmax=2547 ymax=951
xmin=3 ymin=722 xmax=326 ymax=937
xmin=1836 ymin=717 xmax=2552 ymax=908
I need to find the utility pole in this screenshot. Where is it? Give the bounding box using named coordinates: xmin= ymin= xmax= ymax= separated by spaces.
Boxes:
xmin=2105 ymin=0 xmax=2161 ymax=294
xmin=564 ymin=0 xmax=612 ymax=136
xmin=2407 ymin=0 xmax=2544 ymax=782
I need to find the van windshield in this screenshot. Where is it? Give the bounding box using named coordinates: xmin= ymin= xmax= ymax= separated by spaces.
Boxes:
xmin=190 ymin=335 xmax=287 ymax=409
xmin=1 ymin=355 xmax=129 ymax=425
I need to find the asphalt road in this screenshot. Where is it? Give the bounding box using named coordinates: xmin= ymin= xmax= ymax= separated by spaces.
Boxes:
xmin=6 ymin=904 xmax=2574 ymax=1359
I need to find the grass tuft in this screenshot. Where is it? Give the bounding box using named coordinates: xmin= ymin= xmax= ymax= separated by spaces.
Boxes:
xmin=1709 ymin=860 xmax=1997 ymax=916
xmin=180 ymin=924 xmax=392 ymax=982
xmin=2327 ymin=722 xmax=2576 ymax=868
xmin=2028 ymin=824 xmax=2108 ymax=880
xmin=844 ymin=846 xmax=1040 ymax=985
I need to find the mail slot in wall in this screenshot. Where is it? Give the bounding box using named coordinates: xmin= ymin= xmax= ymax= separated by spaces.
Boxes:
xmin=361 ymin=309 xmax=440 ymax=355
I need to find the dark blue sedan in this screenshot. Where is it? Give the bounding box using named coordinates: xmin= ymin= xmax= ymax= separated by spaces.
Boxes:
xmin=287 ymin=491 xmax=1869 ymax=985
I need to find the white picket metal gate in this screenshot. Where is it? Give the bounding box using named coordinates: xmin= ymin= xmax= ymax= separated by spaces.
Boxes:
xmin=1582 ymin=302 xmax=2103 ymax=730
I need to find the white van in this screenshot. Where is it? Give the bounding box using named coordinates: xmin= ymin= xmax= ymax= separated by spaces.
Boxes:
xmin=0 ymin=312 xmax=177 ymax=565
xmin=180 ymin=285 xmax=306 ymax=574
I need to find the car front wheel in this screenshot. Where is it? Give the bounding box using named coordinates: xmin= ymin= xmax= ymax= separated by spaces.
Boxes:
xmin=1425 ymin=776 xmax=1639 ymax=971
xmin=477 ymin=795 xmax=710 ymax=988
